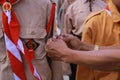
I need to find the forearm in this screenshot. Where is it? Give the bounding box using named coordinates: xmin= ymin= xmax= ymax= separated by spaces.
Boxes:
xmin=100 ymin=45 xmax=120 ymax=50
xmin=79 ymin=43 xmax=120 ymax=51
xmin=69 ymin=39 xmax=94 ymax=51
xmin=63 ymin=49 xmax=120 ymax=71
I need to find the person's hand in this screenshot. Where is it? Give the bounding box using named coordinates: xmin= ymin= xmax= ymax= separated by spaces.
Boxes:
xmin=45 ymin=38 xmax=70 ymax=61
xmin=61 ymin=34 xmax=81 ymax=50
xmin=60 ymin=34 xmax=94 ymax=51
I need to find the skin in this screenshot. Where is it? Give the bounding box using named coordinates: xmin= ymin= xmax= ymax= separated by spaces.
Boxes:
xmin=45 ymin=34 xmax=120 ymax=71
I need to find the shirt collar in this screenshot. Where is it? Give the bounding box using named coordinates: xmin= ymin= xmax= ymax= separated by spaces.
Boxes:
xmin=109 ymin=0 xmax=120 ymax=22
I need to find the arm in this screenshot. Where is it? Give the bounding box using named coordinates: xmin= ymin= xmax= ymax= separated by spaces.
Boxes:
xmin=61 ymin=34 xmax=120 ymax=50
xmin=45 ymin=38 xmax=120 ymax=71
xmin=63 ymin=48 xmax=120 ymax=71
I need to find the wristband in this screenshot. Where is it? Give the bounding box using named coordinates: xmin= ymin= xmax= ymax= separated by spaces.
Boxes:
xmin=94 ymin=45 xmax=99 ymax=51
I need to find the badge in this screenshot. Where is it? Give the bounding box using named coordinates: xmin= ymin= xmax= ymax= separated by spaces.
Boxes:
xmin=3 ymin=2 xmax=12 ymax=11
xmin=25 ymin=39 xmax=39 ymax=51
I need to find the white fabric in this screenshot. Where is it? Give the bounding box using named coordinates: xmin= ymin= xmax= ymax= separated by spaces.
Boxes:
xmin=17 ymin=39 xmax=25 ymax=54
xmin=106 ymin=9 xmax=112 ymax=16
xmin=13 ymin=73 xmax=21 ymax=80
xmin=4 ymin=11 xmax=11 ymax=24
xmin=4 ymin=34 xmax=22 ymax=62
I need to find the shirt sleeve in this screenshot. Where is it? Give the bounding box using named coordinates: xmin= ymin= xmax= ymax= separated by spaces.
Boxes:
xmin=62 ymin=5 xmax=73 ymax=34
xmin=82 ymin=15 xmax=98 ymax=44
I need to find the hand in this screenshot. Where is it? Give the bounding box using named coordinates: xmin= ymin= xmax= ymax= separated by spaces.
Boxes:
xmin=45 ymin=38 xmax=70 ymax=61
xmin=61 ymin=34 xmax=81 ymax=50
xmin=61 ymin=34 xmax=94 ymax=51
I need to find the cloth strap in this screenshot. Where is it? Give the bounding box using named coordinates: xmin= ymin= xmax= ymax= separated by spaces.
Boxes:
xmin=46 ymin=2 xmax=56 ymax=35
xmin=1 ymin=0 xmax=42 ymax=80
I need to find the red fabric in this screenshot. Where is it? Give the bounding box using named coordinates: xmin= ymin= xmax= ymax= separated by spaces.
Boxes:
xmin=2 ymin=1 xmax=27 ymax=79
xmin=9 ymin=10 xmax=20 ymax=45
xmin=105 ymin=5 xmax=109 ymax=10
xmin=2 ymin=12 xmax=11 ymax=39
xmin=0 ymin=0 xmax=16 ymax=4
xmin=8 ymin=51 xmax=26 ymax=80
xmin=46 ymin=3 xmax=56 ymax=35
xmin=2 ymin=10 xmax=20 ymax=45
xmin=24 ymin=45 xmax=42 ymax=80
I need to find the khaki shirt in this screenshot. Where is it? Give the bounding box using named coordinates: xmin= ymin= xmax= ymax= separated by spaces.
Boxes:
xmin=58 ymin=0 xmax=76 ymax=31
xmin=0 ymin=0 xmax=52 ymax=80
xmin=82 ymin=0 xmax=120 ymax=80
xmin=63 ymin=0 xmax=106 ymax=37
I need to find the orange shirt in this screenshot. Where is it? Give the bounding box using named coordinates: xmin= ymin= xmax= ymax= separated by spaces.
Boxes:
xmin=82 ymin=0 xmax=120 ymax=80
xmin=83 ymin=0 xmax=120 ymax=46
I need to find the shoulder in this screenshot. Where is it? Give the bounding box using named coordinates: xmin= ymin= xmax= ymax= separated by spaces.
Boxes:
xmin=85 ymin=10 xmax=105 ymax=24
xmin=65 ymin=0 xmax=81 ymax=16
xmin=83 ymin=9 xmax=106 ymax=32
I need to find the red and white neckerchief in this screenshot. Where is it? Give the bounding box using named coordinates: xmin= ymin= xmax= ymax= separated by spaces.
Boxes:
xmin=105 ymin=5 xmax=112 ymax=16
xmin=1 ymin=0 xmax=42 ymax=80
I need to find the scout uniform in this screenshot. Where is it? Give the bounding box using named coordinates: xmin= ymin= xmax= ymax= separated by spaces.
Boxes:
xmin=82 ymin=0 xmax=120 ymax=80
xmin=0 ymin=0 xmax=52 ymax=80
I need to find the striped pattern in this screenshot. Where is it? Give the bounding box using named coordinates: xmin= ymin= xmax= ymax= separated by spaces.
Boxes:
xmin=2 ymin=1 xmax=42 ymax=80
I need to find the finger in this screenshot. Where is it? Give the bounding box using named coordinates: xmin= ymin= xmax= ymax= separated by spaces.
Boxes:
xmin=47 ymin=38 xmax=52 ymax=44
xmin=46 ymin=49 xmax=57 ymax=56
xmin=45 ymin=38 xmax=52 ymax=48
xmin=46 ymin=38 xmax=58 ymax=49
xmin=52 ymin=35 xmax=57 ymax=39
